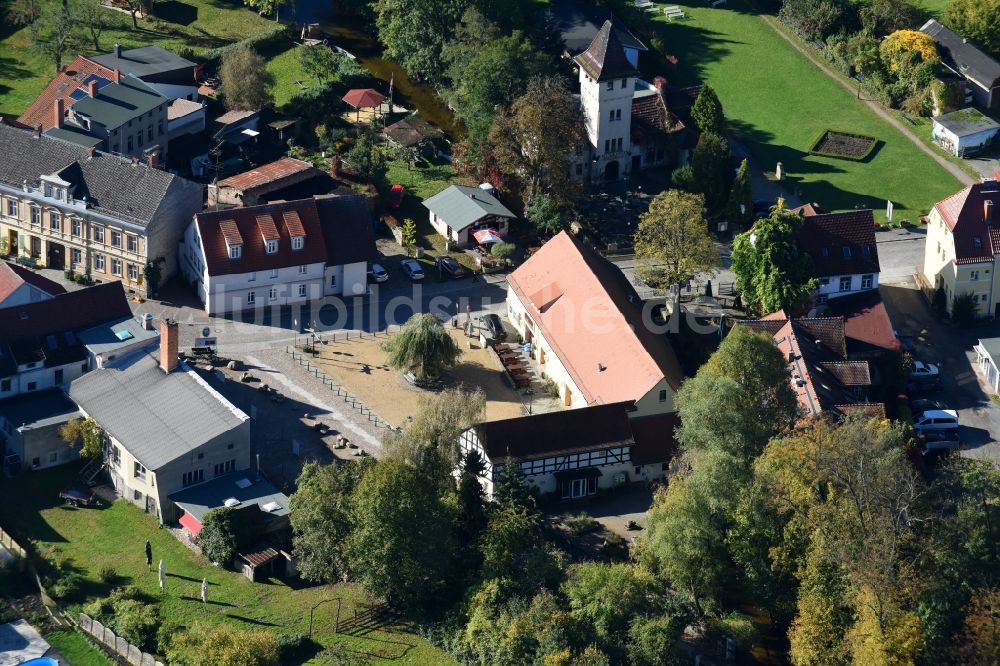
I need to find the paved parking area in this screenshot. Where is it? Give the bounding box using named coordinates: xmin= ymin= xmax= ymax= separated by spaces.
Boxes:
xmin=880 ymin=283 xmax=1000 ymax=465
xmin=875 ymin=227 xmax=927 ymax=284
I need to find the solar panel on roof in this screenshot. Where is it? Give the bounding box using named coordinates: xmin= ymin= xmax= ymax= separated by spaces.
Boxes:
xmin=69 ymin=89 xmax=88 ymax=101
xmin=82 ymin=74 xmax=110 ymax=87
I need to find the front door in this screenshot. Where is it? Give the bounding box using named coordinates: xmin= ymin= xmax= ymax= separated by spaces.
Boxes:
xmin=6 ymin=230 xmax=16 ymax=256
xmin=30 ymin=236 xmax=41 ymax=258
xmin=604 ymin=160 xmax=619 ymax=181
xmin=46 ymin=242 xmax=64 ymax=269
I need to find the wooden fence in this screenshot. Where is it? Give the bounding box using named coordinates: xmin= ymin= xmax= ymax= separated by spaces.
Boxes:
xmin=0 ymin=526 xmax=27 ymax=560
xmin=79 ymin=613 xmax=165 ymax=666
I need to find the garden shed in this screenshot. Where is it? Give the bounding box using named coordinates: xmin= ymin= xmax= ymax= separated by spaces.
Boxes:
xmin=931 ymin=108 xmax=1000 ymax=157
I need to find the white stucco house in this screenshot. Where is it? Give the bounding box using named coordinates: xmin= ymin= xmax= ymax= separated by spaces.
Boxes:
xmin=180 ymin=195 xmax=376 ymax=315
xmin=932 ymin=108 xmax=1000 ymax=157
xmin=422 ymin=185 xmax=515 ymax=247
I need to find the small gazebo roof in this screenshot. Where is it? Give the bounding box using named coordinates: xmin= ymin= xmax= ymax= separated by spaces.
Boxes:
xmin=342 ymin=88 xmax=385 ymax=109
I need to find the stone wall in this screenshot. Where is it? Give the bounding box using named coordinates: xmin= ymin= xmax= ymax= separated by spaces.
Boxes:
xmin=79 ymin=613 xmax=165 ymax=666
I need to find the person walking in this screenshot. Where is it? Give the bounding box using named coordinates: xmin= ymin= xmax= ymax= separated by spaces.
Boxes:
xmin=145 ymin=540 xmax=152 ymax=571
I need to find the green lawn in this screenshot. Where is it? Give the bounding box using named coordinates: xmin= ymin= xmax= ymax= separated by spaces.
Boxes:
xmin=643 ymin=1 xmax=963 ymax=222
xmin=266 ymin=44 xmax=313 ymax=109
xmin=0 ymin=464 xmax=454 ymax=665
xmin=45 ymin=629 xmax=115 ymax=666
xmin=910 ymin=0 xmax=949 ymax=18
xmin=0 ymin=0 xmax=277 ymax=117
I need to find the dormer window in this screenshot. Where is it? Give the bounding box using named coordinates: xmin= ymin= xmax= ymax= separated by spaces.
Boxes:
xmin=862 ymin=244 xmax=872 ymax=256
xmin=292 ymin=236 xmax=303 ymax=251
xmin=266 ymin=239 xmax=278 ymax=254
xmin=820 ymin=247 xmax=829 ymax=257
xmin=842 ymin=245 xmax=851 ymax=258
xmin=228 ymin=244 xmax=241 ymax=259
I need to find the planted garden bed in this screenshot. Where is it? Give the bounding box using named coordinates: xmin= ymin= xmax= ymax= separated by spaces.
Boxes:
xmin=809 ymin=130 xmax=879 ymax=161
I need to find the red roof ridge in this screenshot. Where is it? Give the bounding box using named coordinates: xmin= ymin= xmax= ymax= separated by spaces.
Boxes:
xmin=282 ymin=209 xmax=306 ymax=238
xmin=17 ymin=56 xmax=121 ymax=130
xmin=256 ymin=214 xmax=280 ymax=241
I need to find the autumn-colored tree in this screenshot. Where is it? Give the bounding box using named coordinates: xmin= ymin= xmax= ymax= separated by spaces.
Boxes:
xmin=880 ymin=30 xmax=939 ymax=72
xmin=953 ymin=588 xmax=1000 ymax=665
xmin=166 ymin=623 xmax=280 ymax=666
xmin=59 ymin=417 xmax=104 ymax=458
xmin=945 ymin=0 xmax=1000 ymax=57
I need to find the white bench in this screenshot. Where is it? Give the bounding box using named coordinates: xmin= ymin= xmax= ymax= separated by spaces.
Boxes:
xmin=664 ymin=8 xmax=686 ymax=17
xmin=710 ymin=0 xmax=726 ymax=7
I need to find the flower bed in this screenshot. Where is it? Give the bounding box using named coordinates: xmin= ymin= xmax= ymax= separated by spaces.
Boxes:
xmin=808 ymin=130 xmax=879 ymax=161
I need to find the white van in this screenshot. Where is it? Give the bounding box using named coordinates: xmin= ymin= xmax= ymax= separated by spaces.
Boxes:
xmin=913 ymin=409 xmax=959 ymax=432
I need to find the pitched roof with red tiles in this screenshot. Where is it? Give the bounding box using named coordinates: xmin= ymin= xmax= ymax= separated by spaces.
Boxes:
xmin=217 ymin=157 xmax=317 ymax=193
xmin=196 ymin=199 xmax=328 ymax=277
xmin=0 ymin=282 xmax=130 ymax=342
xmin=797 ymin=209 xmax=880 ymax=278
xmin=0 ymin=262 xmax=66 ymax=304
xmin=507 ymin=231 xmax=684 ymax=406
xmin=574 ymin=20 xmax=638 ymax=82
xmin=933 ymin=179 xmax=1000 ymax=264
xmin=825 ymin=290 xmax=901 ymax=353
xmin=17 ymin=56 xmax=119 ymax=130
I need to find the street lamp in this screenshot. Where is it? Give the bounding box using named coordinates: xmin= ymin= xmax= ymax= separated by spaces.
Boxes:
xmin=523 ymin=388 xmax=535 ymax=415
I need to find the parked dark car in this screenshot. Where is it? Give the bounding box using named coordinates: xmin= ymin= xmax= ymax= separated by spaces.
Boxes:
xmin=435 ymin=255 xmax=467 ymax=279
xmin=483 ymin=313 xmax=507 ymax=341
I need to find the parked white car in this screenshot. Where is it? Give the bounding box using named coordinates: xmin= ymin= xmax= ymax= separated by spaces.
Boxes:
xmin=913 ymin=409 xmax=959 ymax=432
xmin=368 ymin=263 xmax=389 ymax=283
xmin=910 ymin=361 xmax=940 ymax=378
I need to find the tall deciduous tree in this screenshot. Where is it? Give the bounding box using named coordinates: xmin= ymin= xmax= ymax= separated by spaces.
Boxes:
xmin=348 ymin=460 xmax=455 ymax=613
xmin=220 ymin=44 xmax=274 ymax=111
xmin=59 ymin=417 xmax=104 ymax=458
xmin=690 ymin=85 xmax=726 ymax=135
xmin=489 ymin=76 xmax=583 ymax=206
xmin=374 ymin=0 xmax=468 ymax=81
xmin=945 ymin=0 xmax=1000 ymax=57
xmin=381 ymin=313 xmax=462 ymax=380
xmin=242 ymin=0 xmax=286 ymax=20
xmin=345 ymin=133 xmax=387 ymax=183
xmin=73 ymin=0 xmax=106 ymax=51
xmin=730 ymin=200 xmax=817 ymax=315
xmin=199 ymin=507 xmax=243 ymax=566
xmin=289 ymin=459 xmax=372 ymax=583
xmin=525 ymin=193 xmax=568 ymax=237
xmin=633 ymin=189 xmax=719 ymax=308
xmin=382 ymin=387 xmax=485 ymax=476
xmin=726 ymin=158 xmax=753 ymax=230
xmin=5 ymin=0 xmax=41 ymax=26
xmin=30 ymin=0 xmax=78 ymax=74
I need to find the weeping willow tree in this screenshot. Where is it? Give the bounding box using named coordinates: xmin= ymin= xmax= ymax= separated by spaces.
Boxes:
xmin=381 ymin=313 xmax=462 ymax=381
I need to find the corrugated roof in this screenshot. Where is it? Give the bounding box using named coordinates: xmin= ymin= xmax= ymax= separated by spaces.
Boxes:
xmin=508 ymin=231 xmax=684 ymax=405
xmin=68 ymin=351 xmax=248 ymax=470
xmin=217 ymin=157 xmax=317 ymax=193
xmin=422 ymin=185 xmax=516 ymax=232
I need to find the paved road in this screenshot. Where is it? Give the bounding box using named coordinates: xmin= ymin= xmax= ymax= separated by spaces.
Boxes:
xmin=875 ymin=227 xmax=926 ymax=284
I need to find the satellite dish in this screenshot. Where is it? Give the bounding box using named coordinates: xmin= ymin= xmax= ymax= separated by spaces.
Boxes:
xmin=202 ymin=327 xmax=211 ymax=337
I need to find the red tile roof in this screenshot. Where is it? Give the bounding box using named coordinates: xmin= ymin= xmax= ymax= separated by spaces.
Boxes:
xmin=283 ymin=209 xmax=305 ymax=238
xmin=196 ymin=199 xmax=328 ymax=277
xmin=218 ymin=219 xmax=243 ymax=247
xmin=475 ymin=401 xmax=636 ymax=461
xmin=933 ymin=180 xmax=1000 ymax=264
xmin=0 ymin=282 xmax=130 ymax=342
xmin=574 ymin=20 xmax=638 ymax=82
xmin=256 ymin=214 xmax=280 ymax=241
xmin=17 ymin=56 xmax=120 ymax=130
xmin=0 ymin=262 xmax=66 ymax=303
xmin=797 ymin=209 xmax=880 ymax=278
xmin=508 ymin=231 xmax=684 ymax=405
xmin=217 ymin=157 xmax=317 ymax=193
xmin=825 ymin=291 xmax=901 ymax=353
xmin=820 ymin=361 xmax=871 ymax=386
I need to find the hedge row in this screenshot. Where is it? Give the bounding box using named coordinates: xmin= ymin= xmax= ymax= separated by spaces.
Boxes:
xmin=807 ymin=129 xmax=880 ymax=162
xmin=201 ymin=24 xmax=296 ymax=66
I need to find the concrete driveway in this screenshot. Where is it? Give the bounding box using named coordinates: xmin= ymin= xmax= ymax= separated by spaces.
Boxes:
xmin=880 ymin=282 xmax=1000 ymax=465
xmin=875 ymin=227 xmax=927 ymax=284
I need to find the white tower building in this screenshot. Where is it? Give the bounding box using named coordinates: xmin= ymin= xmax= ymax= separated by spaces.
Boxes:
xmin=575 ymin=20 xmax=639 ymax=182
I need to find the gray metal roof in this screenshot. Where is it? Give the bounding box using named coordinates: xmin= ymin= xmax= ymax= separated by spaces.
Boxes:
xmin=979 ymin=338 xmax=1000 ymax=364
xmin=91 ymin=46 xmax=196 ymax=79
xmin=70 ymin=75 xmax=165 ymax=130
xmin=934 ymin=108 xmax=1000 ymax=137
xmin=43 ymin=126 xmax=102 ymax=149
xmin=0 ymin=390 xmax=81 ymax=431
xmin=78 ymin=316 xmax=159 ymax=357
xmin=170 ymin=471 xmax=290 ymax=523
xmin=68 ymin=351 xmax=248 ymax=470
xmin=0 ymin=121 xmax=190 ymax=226
xmin=422 ymin=185 xmax=516 ymax=231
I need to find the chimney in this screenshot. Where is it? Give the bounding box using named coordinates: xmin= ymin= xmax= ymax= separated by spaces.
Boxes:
xmin=114 ymin=43 xmax=121 ymax=58
xmin=113 ymin=69 xmax=121 ymax=84
xmin=53 ymin=98 xmax=64 ymax=129
xmin=653 ymin=75 xmax=668 ymax=90
xmin=147 ymin=152 xmax=158 ymax=169
xmin=87 ymin=146 xmax=95 ymax=159
xmin=141 ymin=313 xmax=153 ymax=330
xmin=87 ymin=80 xmax=98 ymax=98
xmin=986 ymin=200 xmax=995 ymax=224
xmin=160 ymin=319 xmax=179 ymax=373
xmin=32 ymin=123 xmax=42 ymax=138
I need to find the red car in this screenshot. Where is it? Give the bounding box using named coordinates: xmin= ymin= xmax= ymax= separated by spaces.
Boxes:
xmin=388 ymin=184 xmax=405 ymax=209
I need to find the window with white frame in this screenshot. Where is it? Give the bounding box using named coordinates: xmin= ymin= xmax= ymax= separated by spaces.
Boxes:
xmin=606 ymin=81 xmax=614 ymax=90
xmin=30 ymin=206 xmax=40 ymax=226
xmin=292 ymin=236 xmax=303 ymax=250
xmin=970 ymin=270 xmax=980 ymax=281
xmin=248 ymin=271 xmax=256 ymax=282
xmin=228 ymin=244 xmax=241 ymax=259
xmin=298 ymin=284 xmax=306 ymax=297
xmin=265 ymin=239 xmax=278 ymax=254
xmin=839 ymin=276 xmax=851 ymax=292
xmin=71 ymin=248 xmax=81 ymax=265
xmin=269 ymin=287 xmax=277 ymax=300
xmin=49 ymin=211 xmax=61 ymax=232
xmin=127 ymin=234 xmax=137 ymax=253
xmin=111 ymin=230 xmax=122 ymax=247
xmin=247 ymin=290 xmax=255 ymax=304
xmin=6 ymin=199 xmax=18 ymax=217
xmin=72 ymin=219 xmax=81 ymax=237
xmin=270 ymin=268 xmax=278 ymax=278
xmin=94 ymin=254 xmax=105 ymax=272
xmin=861 ymin=274 xmax=873 ymax=289
xmin=93 ymin=225 xmax=104 ymax=243
xmin=134 ymin=461 xmax=146 ymax=481
xmin=298 ymin=264 xmax=307 ymax=274
xmin=111 ymin=258 xmax=122 ymax=276
xmin=182 ymin=470 xmax=204 ymax=487
xmin=128 ymin=263 xmax=138 ymax=281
